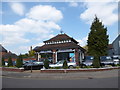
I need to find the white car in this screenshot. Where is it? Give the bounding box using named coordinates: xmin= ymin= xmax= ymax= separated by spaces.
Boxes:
xmin=112 ymin=55 xmax=120 ymax=65
xmin=49 ymin=60 xmax=77 ymax=69
xmin=100 ymin=56 xmax=114 ymax=66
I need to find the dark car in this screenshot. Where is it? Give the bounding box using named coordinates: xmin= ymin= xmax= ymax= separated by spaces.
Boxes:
xmin=23 ymin=60 xmax=44 ymax=70
xmin=100 ymin=56 xmax=114 ymax=66
xmin=82 ymin=56 xmax=94 ymax=66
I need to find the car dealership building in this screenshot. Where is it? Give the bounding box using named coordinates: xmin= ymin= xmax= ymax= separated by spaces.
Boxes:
xmin=34 ymin=33 xmax=85 ymax=65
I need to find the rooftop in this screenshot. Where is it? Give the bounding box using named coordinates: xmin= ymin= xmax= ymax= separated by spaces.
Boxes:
xmin=34 ymin=42 xmax=85 ymax=52
xmin=0 ymin=44 xmax=7 ymax=52
xmin=44 ymin=33 xmax=78 ymax=44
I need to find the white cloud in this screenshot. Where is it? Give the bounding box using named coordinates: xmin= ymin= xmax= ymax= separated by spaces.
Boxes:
xmin=10 ymin=2 xmax=25 ymax=16
xmin=1 ymin=5 xmax=63 ymax=54
xmin=69 ymin=2 xmax=78 ymax=7
xmin=80 ymin=1 xmax=118 ymax=26
xmin=77 ymin=36 xmax=88 ymax=46
xmin=26 ymin=5 xmax=63 ymax=22
xmin=1 ymin=24 xmax=30 ymax=46
xmin=0 ymin=11 xmax=3 ymax=15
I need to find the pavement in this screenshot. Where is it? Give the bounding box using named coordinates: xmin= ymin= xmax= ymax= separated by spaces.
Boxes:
xmin=1 ymin=69 xmax=119 ymax=80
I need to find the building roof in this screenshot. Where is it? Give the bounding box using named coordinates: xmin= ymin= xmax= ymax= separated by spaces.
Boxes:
xmin=112 ymin=34 xmax=120 ymax=44
xmin=44 ymin=33 xmax=78 ymax=44
xmin=0 ymin=44 xmax=7 ymax=52
xmin=108 ymin=44 xmax=113 ymax=49
xmin=34 ymin=42 xmax=85 ymax=52
xmin=2 ymin=52 xmax=18 ymax=59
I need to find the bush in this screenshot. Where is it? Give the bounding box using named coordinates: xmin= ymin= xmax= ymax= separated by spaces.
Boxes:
xmin=76 ymin=66 xmax=80 ymax=69
xmin=44 ymin=59 xmax=49 ymax=69
xmin=83 ymin=66 xmax=93 ymax=68
xmin=16 ymin=55 xmax=23 ymax=68
xmin=63 ymin=60 xmax=68 ymax=69
xmin=8 ymin=56 xmax=13 ymax=67
xmin=50 ymin=67 xmax=61 ymax=69
xmin=2 ymin=57 xmax=5 ymax=66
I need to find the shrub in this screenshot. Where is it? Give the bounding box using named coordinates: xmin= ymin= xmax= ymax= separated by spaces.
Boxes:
xmin=76 ymin=66 xmax=80 ymax=69
xmin=8 ymin=56 xmax=13 ymax=67
xmin=44 ymin=59 xmax=49 ymax=69
xmin=63 ymin=60 xmax=68 ymax=69
xmin=2 ymin=57 xmax=5 ymax=66
xmin=16 ymin=55 xmax=23 ymax=68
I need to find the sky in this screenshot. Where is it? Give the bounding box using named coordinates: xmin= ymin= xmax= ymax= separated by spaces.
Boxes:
xmin=0 ymin=0 xmax=119 ymax=55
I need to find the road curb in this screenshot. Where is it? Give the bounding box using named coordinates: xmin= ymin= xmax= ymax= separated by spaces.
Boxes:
xmin=40 ymin=67 xmax=120 ymax=73
xmin=1 ymin=66 xmax=119 ymax=73
xmin=0 ymin=67 xmax=24 ymax=72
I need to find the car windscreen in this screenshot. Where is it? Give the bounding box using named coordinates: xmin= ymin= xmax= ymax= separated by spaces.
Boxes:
xmin=85 ymin=56 xmax=94 ymax=61
xmin=100 ymin=56 xmax=112 ymax=61
xmin=112 ymin=56 xmax=119 ymax=59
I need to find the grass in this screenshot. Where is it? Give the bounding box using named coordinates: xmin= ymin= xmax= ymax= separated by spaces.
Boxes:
xmin=50 ymin=67 xmax=61 ymax=69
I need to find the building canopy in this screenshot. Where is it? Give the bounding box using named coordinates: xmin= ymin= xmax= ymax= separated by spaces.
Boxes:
xmin=34 ymin=34 xmax=85 ymax=52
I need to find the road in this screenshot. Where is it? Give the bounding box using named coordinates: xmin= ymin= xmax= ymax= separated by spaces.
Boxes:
xmin=2 ymin=69 xmax=119 ymax=88
xmin=2 ymin=76 xmax=118 ymax=88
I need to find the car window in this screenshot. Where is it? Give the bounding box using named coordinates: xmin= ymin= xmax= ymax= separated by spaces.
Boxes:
xmin=85 ymin=56 xmax=94 ymax=61
xmin=100 ymin=56 xmax=112 ymax=60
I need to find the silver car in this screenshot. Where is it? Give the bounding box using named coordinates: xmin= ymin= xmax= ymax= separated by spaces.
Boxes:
xmin=82 ymin=56 xmax=94 ymax=66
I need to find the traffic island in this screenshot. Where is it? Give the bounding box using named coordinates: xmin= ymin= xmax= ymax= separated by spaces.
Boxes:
xmin=40 ymin=67 xmax=120 ymax=73
xmin=0 ymin=67 xmax=24 ymax=72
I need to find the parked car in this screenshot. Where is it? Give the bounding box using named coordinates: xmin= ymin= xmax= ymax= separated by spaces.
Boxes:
xmin=23 ymin=61 xmax=44 ymax=70
xmin=82 ymin=56 xmax=94 ymax=66
xmin=12 ymin=61 xmax=16 ymax=66
xmin=5 ymin=61 xmax=8 ymax=66
xmin=100 ymin=56 xmax=114 ymax=66
xmin=39 ymin=58 xmax=52 ymax=63
xmin=112 ymin=55 xmax=120 ymax=65
xmin=49 ymin=60 xmax=77 ymax=69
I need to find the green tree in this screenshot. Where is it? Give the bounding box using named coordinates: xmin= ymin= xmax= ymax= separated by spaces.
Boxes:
xmin=63 ymin=60 xmax=68 ymax=69
xmin=82 ymin=45 xmax=88 ymax=55
xmin=28 ymin=46 xmax=35 ymax=57
xmin=87 ymin=16 xmax=109 ymax=68
xmin=16 ymin=55 xmax=23 ymax=68
xmin=44 ymin=59 xmax=49 ymax=69
xmin=8 ymin=56 xmax=13 ymax=67
xmin=2 ymin=57 xmax=5 ymax=66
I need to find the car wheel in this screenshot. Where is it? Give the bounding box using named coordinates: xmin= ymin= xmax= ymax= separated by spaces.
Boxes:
xmin=69 ymin=65 xmax=74 ymax=69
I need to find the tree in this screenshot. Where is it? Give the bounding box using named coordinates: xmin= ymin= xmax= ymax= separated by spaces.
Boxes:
xmin=2 ymin=57 xmax=5 ymax=66
xmin=87 ymin=16 xmax=109 ymax=68
xmin=44 ymin=59 xmax=49 ymax=69
xmin=63 ymin=60 xmax=68 ymax=69
xmin=16 ymin=55 xmax=23 ymax=68
xmin=28 ymin=46 xmax=35 ymax=57
xmin=82 ymin=45 xmax=88 ymax=55
xmin=8 ymin=56 xmax=13 ymax=67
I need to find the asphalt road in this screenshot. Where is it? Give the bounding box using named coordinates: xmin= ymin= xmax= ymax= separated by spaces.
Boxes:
xmin=2 ymin=76 xmax=119 ymax=88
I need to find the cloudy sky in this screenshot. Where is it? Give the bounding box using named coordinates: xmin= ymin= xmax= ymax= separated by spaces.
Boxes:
xmin=0 ymin=0 xmax=118 ymax=55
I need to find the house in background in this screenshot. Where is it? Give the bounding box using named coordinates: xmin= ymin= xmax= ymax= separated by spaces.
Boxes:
xmin=108 ymin=44 xmax=114 ymax=56
xmin=0 ymin=44 xmax=7 ymax=56
xmin=108 ymin=34 xmax=120 ymax=56
xmin=112 ymin=34 xmax=120 ymax=55
xmin=0 ymin=44 xmax=18 ymax=65
xmin=34 ymin=33 xmax=85 ymax=65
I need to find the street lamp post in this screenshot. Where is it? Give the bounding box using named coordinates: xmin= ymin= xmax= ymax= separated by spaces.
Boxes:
xmin=31 ymin=65 xmax=32 ymax=73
